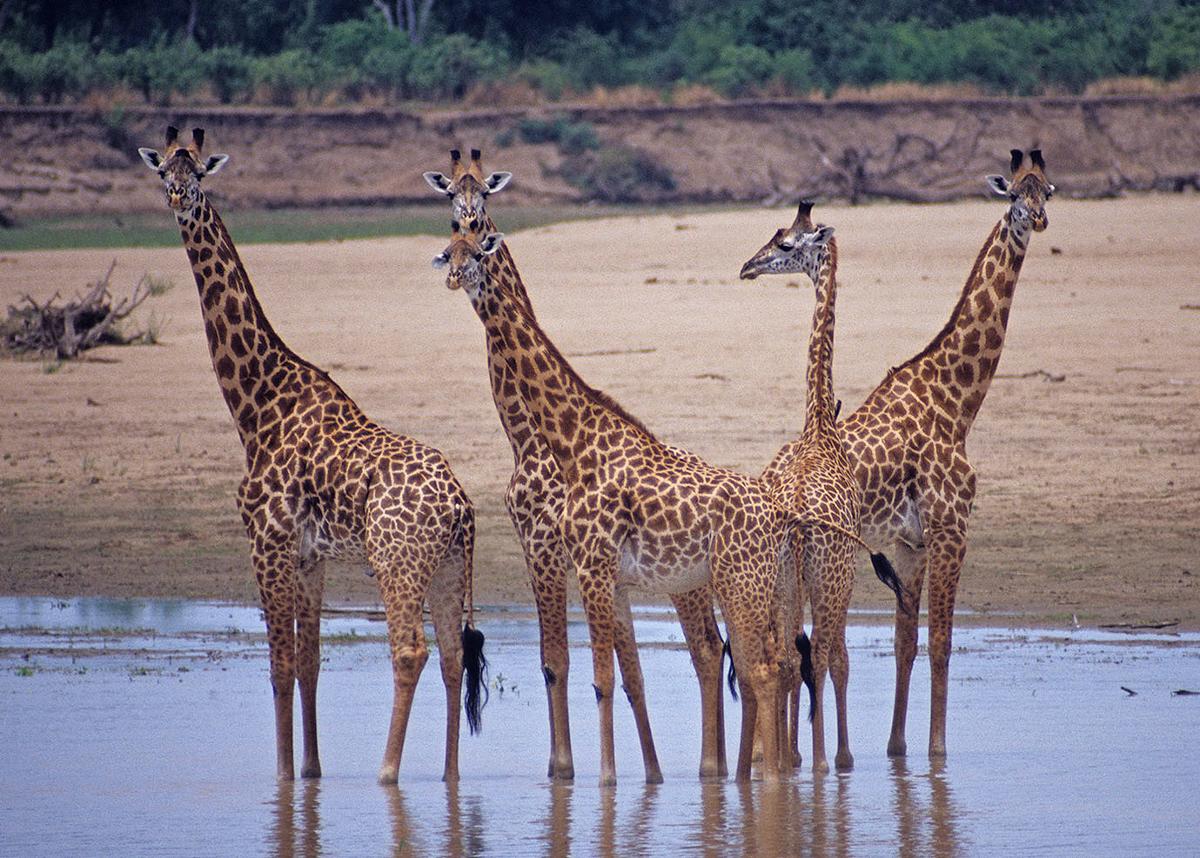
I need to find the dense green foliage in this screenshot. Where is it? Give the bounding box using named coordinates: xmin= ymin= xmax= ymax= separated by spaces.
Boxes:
xmin=0 ymin=0 xmax=1198 ymax=104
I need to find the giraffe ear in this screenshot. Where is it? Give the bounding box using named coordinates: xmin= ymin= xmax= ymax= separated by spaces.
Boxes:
xmin=811 ymin=225 xmax=835 ymax=245
xmin=138 ymin=148 xmax=163 ymax=170
xmin=484 ymin=171 xmax=512 ymax=194
xmin=478 ymin=232 xmax=505 ymax=255
xmin=424 ymin=172 xmax=454 ymax=196
xmin=985 ymin=175 xmax=1010 ymax=197
xmin=203 ymin=154 xmax=229 ymax=175
xmin=431 ymin=251 xmax=450 ymax=270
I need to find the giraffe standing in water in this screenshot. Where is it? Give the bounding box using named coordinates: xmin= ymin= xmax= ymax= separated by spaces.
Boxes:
xmin=423 ymin=149 xmax=728 ymax=781
xmin=138 ymin=127 xmax=487 ymax=784
xmin=432 ymin=225 xmax=876 ymax=784
xmin=739 ymin=201 xmax=899 ymax=774
xmin=841 ymin=149 xmax=1055 ymax=758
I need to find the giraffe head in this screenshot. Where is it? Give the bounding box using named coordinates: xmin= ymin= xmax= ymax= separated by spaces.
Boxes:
xmin=137 ymin=126 xmax=229 ymax=213
xmin=431 ymin=222 xmax=505 ymax=295
xmin=985 ymin=148 xmax=1054 ymax=233
xmin=738 ymin=200 xmax=836 ymax=281
xmin=423 ymin=148 xmax=512 ymax=232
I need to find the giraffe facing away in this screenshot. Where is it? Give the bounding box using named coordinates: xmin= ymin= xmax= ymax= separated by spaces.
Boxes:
xmin=739 ymin=201 xmax=900 ymax=774
xmin=137 ymin=127 xmax=487 ymax=784
xmin=840 ymin=149 xmax=1055 ymax=758
xmin=432 ymin=225 xmax=879 ymax=784
xmin=423 ymin=149 xmax=729 ymax=782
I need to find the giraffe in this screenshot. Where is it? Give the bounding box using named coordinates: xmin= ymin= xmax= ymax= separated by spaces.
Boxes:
xmin=839 ymin=148 xmax=1055 ymax=758
xmin=739 ymin=201 xmax=899 ymax=774
xmin=423 ymin=149 xmax=729 ymax=782
xmin=432 ymin=225 xmax=874 ymax=784
xmin=137 ymin=126 xmax=487 ymax=784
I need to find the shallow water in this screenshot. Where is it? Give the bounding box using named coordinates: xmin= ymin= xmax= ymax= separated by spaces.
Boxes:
xmin=2 ymin=598 xmax=1198 ymax=856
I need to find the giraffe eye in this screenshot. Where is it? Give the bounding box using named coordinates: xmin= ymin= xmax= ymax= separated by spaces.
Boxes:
xmin=778 ymin=240 xmax=794 ymax=251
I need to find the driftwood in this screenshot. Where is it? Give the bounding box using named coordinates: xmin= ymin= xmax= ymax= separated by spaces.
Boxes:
xmin=2 ymin=262 xmax=169 ymax=359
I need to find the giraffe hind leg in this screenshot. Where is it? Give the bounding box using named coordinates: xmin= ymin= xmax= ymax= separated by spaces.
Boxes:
xmin=427 ymin=551 xmax=467 ymax=783
xmin=295 ymin=558 xmax=326 ymax=779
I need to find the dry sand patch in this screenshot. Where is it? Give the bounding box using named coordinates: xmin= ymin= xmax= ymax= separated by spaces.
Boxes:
xmin=0 ymin=196 xmax=1196 ymax=626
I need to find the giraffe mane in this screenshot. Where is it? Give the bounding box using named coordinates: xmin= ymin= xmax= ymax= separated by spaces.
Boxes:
xmin=508 ymin=300 xmax=659 ymax=442
xmin=880 ymin=220 xmax=1001 ymax=384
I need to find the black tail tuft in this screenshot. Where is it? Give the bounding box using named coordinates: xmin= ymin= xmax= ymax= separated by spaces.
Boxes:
xmin=797 ymin=632 xmax=817 ymax=723
xmin=724 ymin=637 xmax=739 ymax=701
xmin=461 ymin=624 xmax=489 ymax=735
xmin=871 ymin=552 xmax=904 ymax=610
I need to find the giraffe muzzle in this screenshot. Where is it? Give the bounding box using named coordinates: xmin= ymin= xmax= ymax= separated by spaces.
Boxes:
xmin=739 ymin=261 xmax=760 ymax=280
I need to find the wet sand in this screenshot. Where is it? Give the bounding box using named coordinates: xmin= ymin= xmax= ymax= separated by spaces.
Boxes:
xmin=2 ymin=598 xmax=1199 ymax=855
xmin=0 ymin=196 xmax=1198 ymax=626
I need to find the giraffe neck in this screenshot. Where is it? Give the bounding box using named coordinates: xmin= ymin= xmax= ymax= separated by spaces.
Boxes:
xmin=176 ymin=194 xmax=302 ymax=445
xmin=465 ymin=267 xmax=654 ymax=479
xmin=480 ymin=213 xmax=537 ymax=320
xmin=910 ymin=210 xmax=1030 ymax=434
xmin=803 ymin=242 xmax=838 ymax=436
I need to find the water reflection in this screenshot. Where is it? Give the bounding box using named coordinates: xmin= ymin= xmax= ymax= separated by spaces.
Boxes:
xmin=890 ymin=759 xmax=962 ymax=857
xmin=543 ymin=783 xmax=573 ymax=858
xmin=268 ymin=780 xmax=321 ymax=858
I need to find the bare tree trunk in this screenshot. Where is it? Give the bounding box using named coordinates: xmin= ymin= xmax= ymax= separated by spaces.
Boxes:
xmin=185 ymin=0 xmax=199 ymax=42
xmin=403 ymin=0 xmax=417 ymax=42
xmin=414 ymin=0 xmax=435 ymax=44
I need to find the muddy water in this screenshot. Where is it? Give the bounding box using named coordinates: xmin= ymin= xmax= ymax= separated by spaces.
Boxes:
xmin=2 ymin=598 xmax=1198 ymax=856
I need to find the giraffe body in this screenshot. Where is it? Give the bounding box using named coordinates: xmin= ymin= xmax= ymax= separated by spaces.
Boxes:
xmin=740 ymin=204 xmax=877 ymax=774
xmin=425 ymin=150 xmax=728 ymax=782
xmin=434 ymin=227 xmax=801 ymax=784
xmin=139 ymin=128 xmax=486 ymax=784
xmin=840 ymin=149 xmax=1055 ymax=757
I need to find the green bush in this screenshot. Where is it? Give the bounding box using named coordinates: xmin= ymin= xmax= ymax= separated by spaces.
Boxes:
xmin=407 ymin=34 xmax=506 ymax=100
xmin=1147 ymin=6 xmax=1200 ymax=80
xmin=0 ymin=43 xmax=41 ymax=104
xmin=565 ymin=145 xmax=675 ymax=202
xmin=113 ymin=40 xmax=204 ymax=105
xmin=516 ymin=116 xmax=599 ymax=154
xmin=704 ymin=44 xmax=774 ymax=97
xmin=254 ymin=50 xmax=332 ymax=105
xmin=199 ymin=46 xmax=255 ymax=104
xmin=514 ymin=59 xmax=571 ymax=100
xmin=774 ymin=48 xmax=817 ymax=92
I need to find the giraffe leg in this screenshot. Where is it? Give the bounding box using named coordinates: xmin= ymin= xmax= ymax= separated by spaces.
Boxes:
xmin=428 ymin=553 xmax=467 ymax=783
xmin=827 ymin=544 xmax=856 ymax=772
xmin=887 ymin=541 xmax=926 ymax=758
xmin=716 ymin=560 xmax=783 ymax=784
xmin=787 ymin=577 xmax=806 ymax=770
xmin=733 ymin=670 xmax=758 ymax=783
xmin=374 ymin=549 xmax=436 ymax=785
xmin=807 ymin=600 xmax=831 ymax=775
xmin=613 ymin=584 xmax=664 ymax=785
xmin=526 ymin=535 xmax=574 ymax=781
xmin=253 ymin=549 xmax=299 ymax=781
xmin=575 ymin=555 xmax=620 ymax=787
xmin=295 ymin=558 xmax=326 ymax=779
xmin=925 ymin=527 xmax=967 ymax=758
xmin=670 ymin=586 xmax=727 ymax=779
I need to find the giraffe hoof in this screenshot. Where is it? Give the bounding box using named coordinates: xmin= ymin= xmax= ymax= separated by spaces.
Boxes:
xmin=377 ymin=766 xmax=399 ymax=786
xmin=550 ymin=764 xmax=575 ymax=781
xmin=300 ymin=763 xmax=322 ymax=779
xmin=645 ymin=770 xmax=664 ymax=786
xmin=834 ymin=752 xmax=854 ymax=772
xmin=887 ymin=738 xmax=908 ymax=758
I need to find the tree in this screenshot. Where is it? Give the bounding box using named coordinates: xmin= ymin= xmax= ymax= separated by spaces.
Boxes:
xmin=372 ymin=0 xmax=436 ymax=44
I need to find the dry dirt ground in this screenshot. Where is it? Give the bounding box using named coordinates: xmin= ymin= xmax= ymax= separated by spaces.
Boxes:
xmin=0 ymin=196 xmax=1197 ymax=627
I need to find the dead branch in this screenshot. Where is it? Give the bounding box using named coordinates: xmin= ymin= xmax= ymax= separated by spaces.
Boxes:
xmin=2 ymin=262 xmax=170 ymax=359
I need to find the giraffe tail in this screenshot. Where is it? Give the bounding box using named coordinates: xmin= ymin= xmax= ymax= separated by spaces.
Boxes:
xmin=456 ymin=499 xmax=488 ymax=735
xmin=870 ymin=552 xmax=904 ymax=610
xmin=724 ymin=635 xmax=739 ymax=700
xmin=797 ymin=631 xmax=817 ymax=723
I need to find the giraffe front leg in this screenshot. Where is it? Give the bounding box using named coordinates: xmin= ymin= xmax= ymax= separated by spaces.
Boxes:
xmin=528 ymin=535 xmax=575 ymax=781
xmin=252 ymin=550 xmax=299 ymax=781
xmin=613 ymin=584 xmax=663 ymax=784
xmin=295 ymin=558 xmax=326 ymax=779
xmin=924 ymin=527 xmax=967 ymax=758
xmin=888 ymin=541 xmax=926 ymax=758
xmin=670 ymin=586 xmax=727 ymax=780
